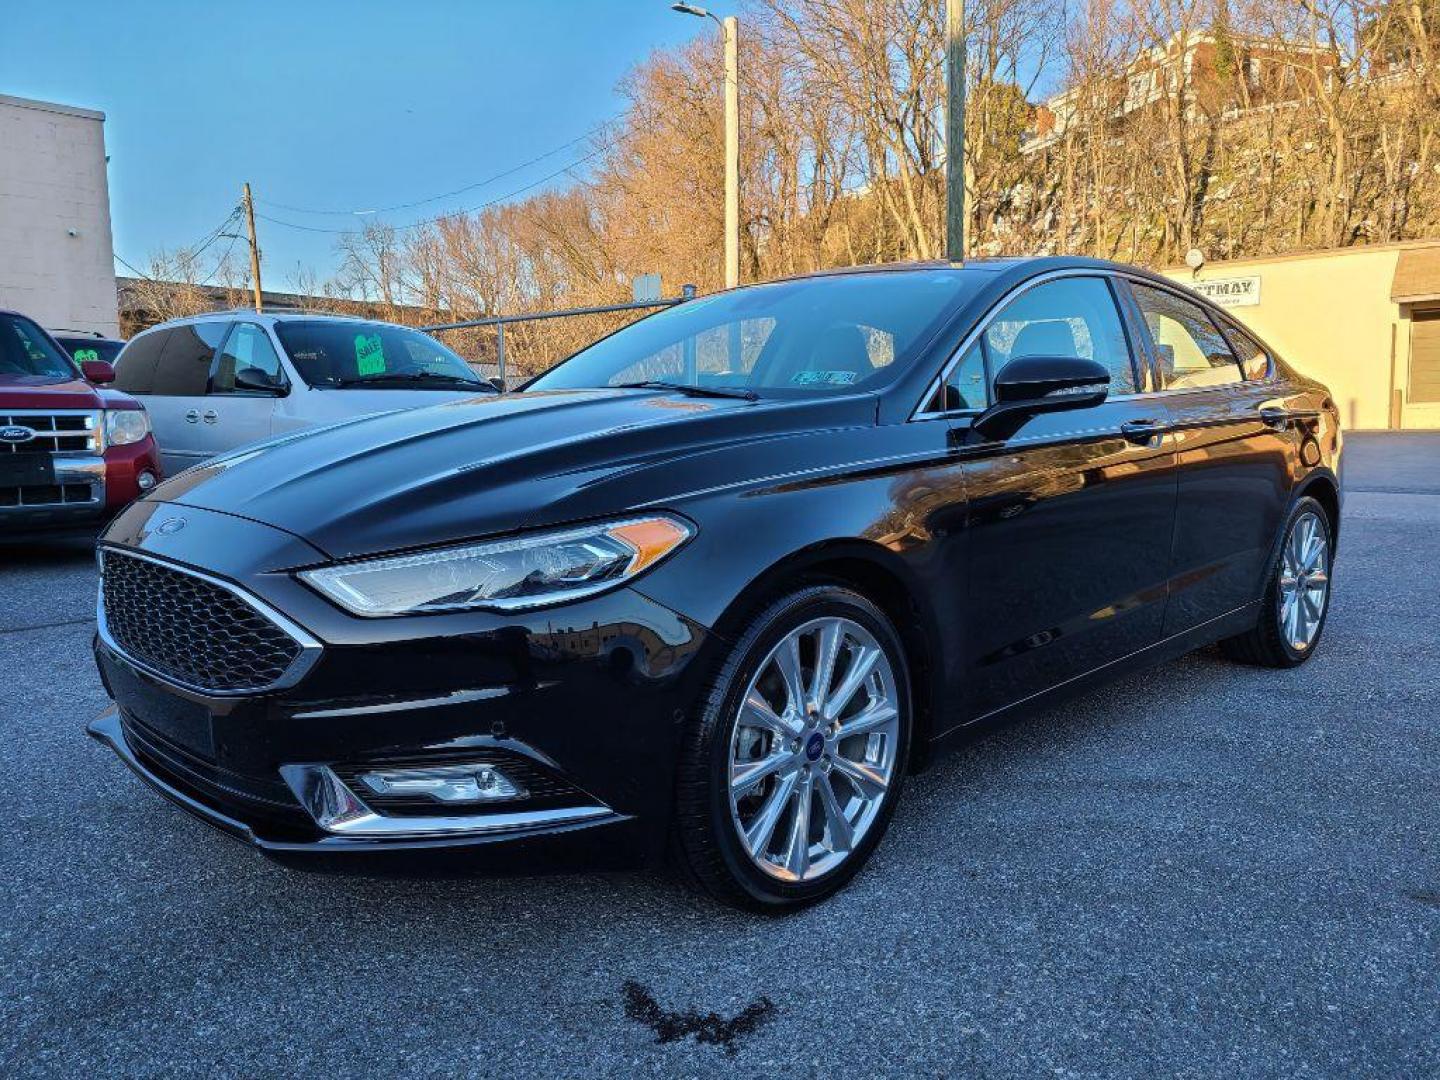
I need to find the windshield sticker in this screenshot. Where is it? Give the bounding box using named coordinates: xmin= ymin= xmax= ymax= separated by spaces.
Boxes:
xmin=73 ymin=348 xmax=99 ymax=363
xmin=792 ymin=369 xmax=858 ymax=386
xmin=355 ymin=333 xmax=386 ymax=376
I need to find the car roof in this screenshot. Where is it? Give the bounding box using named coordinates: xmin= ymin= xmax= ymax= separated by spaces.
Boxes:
xmin=132 ymin=309 xmax=377 ymax=335
xmin=764 ymin=255 xmax=1179 ymax=286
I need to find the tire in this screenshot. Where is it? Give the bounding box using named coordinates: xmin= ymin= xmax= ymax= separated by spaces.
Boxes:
xmin=670 ymin=585 xmax=913 ymax=912
xmin=1220 ymin=495 xmax=1334 ymax=668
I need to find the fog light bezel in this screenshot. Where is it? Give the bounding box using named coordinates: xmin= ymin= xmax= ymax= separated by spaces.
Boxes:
xmin=356 ymin=762 xmax=527 ymax=805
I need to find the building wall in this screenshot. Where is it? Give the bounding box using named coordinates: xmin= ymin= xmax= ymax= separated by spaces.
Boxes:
xmin=1162 ymin=242 xmax=1438 ymax=430
xmin=0 ymin=94 xmax=118 ymax=336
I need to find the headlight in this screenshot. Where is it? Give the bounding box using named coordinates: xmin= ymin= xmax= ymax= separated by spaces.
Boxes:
xmin=300 ymin=515 xmax=694 ymax=616
xmin=104 ymin=409 xmax=150 ymax=447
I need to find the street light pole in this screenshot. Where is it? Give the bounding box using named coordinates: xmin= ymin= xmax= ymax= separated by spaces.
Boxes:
xmin=671 ymin=3 xmax=740 ymax=288
xmin=945 ymin=0 xmax=966 ymax=263
xmin=722 ymin=15 xmax=740 ymax=289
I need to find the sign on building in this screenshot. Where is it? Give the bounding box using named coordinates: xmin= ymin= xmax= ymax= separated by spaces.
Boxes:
xmin=1191 ymin=275 xmax=1261 ymax=307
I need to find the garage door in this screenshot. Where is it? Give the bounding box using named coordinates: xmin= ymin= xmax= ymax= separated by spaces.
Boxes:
xmin=1411 ymin=313 xmax=1440 ymax=402
xmin=1406 ymin=312 xmax=1440 ymax=428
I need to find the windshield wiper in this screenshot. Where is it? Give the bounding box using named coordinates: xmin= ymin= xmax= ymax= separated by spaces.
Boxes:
xmin=330 ymin=371 xmax=490 ymax=390
xmin=614 ymin=380 xmax=758 ymax=401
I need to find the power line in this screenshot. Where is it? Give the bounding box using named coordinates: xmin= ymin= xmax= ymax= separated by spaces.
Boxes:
xmin=256 ymin=144 xmax=611 ymax=237
xmin=255 ymin=126 xmax=612 ymax=217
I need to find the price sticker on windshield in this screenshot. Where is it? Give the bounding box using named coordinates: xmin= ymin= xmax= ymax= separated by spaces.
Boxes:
xmin=354 ymin=333 xmax=386 ymax=376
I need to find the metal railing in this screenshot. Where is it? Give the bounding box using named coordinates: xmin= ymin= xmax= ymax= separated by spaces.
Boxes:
xmin=423 ymin=285 xmax=697 ymax=385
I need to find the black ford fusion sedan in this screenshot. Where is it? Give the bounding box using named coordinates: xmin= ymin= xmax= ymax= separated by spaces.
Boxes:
xmin=89 ymin=257 xmax=1342 ymax=910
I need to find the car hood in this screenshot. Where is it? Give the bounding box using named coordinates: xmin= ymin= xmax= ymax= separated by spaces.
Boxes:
xmin=151 ymin=388 xmax=876 ymax=558
xmin=0 ymin=373 xmax=103 ymax=408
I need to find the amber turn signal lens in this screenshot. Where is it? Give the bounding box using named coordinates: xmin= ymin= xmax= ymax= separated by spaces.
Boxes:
xmin=607 ymin=517 xmax=692 ymax=574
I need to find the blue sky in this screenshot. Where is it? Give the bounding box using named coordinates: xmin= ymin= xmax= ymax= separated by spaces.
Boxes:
xmin=5 ymin=1 xmax=707 ymax=287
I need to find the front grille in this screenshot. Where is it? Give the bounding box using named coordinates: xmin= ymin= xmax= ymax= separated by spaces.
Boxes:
xmin=0 ymin=482 xmax=96 ymax=507
xmin=0 ymin=411 xmax=100 ymax=454
xmin=101 ymin=550 xmax=307 ymax=693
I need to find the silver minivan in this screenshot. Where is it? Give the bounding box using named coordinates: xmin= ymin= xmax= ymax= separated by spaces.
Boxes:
xmin=113 ymin=312 xmax=496 ymax=476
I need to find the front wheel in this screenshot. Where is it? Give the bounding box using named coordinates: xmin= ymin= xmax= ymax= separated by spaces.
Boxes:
xmin=671 ymin=586 xmax=912 ymax=911
xmin=1221 ymin=496 xmax=1334 ymax=668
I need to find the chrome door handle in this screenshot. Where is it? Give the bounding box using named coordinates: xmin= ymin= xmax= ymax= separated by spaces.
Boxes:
xmin=202 ymin=410 xmax=218 ymax=424
xmin=1120 ymin=418 xmax=1166 ymax=445
xmin=184 ymin=409 xmax=200 ymax=424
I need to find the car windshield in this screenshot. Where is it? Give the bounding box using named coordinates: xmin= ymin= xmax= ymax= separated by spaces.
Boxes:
xmin=272 ymin=320 xmax=491 ymax=391
xmin=0 ymin=314 xmax=78 ymax=380
xmin=526 ymin=270 xmax=973 ymax=397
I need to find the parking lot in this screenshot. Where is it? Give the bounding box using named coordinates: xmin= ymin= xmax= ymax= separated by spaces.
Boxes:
xmin=0 ymin=432 xmax=1435 ymax=1077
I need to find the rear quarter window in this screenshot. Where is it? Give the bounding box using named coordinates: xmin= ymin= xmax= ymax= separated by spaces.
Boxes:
xmin=114 ymin=330 xmax=170 ymax=395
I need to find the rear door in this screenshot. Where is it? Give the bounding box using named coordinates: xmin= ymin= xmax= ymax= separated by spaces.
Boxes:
xmin=198 ymin=322 xmax=285 ymax=456
xmin=1121 ymin=279 xmax=1294 ymax=636
xmin=139 ymin=321 xmax=229 ymax=475
xmin=953 ymin=273 xmax=1180 ymax=717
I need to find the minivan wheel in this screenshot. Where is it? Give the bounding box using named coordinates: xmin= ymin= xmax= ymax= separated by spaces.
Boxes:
xmin=1221 ymin=496 xmax=1333 ymax=668
xmin=671 ymin=585 xmax=912 ymax=911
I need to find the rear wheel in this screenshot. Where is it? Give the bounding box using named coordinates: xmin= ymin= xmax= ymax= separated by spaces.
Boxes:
xmin=671 ymin=586 xmax=911 ymax=911
xmin=1221 ymin=496 xmax=1333 ymax=668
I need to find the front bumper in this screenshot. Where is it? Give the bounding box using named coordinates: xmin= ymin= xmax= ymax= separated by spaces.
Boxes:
xmin=0 ymin=437 xmax=160 ymax=541
xmin=87 ymin=707 xmax=642 ymax=870
xmin=89 ymin=500 xmax=716 ymax=870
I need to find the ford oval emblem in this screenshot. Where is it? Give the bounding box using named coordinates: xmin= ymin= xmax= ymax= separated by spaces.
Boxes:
xmin=154 ymin=517 xmax=187 ymax=536
xmin=0 ymin=425 xmax=35 ymax=444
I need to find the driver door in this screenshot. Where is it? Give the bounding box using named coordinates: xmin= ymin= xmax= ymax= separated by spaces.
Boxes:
xmin=198 ymin=322 xmax=285 ymax=458
xmin=954 ymin=274 xmax=1180 ymax=717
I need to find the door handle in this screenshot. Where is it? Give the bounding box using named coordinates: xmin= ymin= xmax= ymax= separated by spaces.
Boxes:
xmin=1120 ymin=418 xmax=1166 ymax=445
xmin=202 ymin=410 xmax=218 ymax=424
xmin=1259 ymin=406 xmax=1289 ymax=430
xmin=184 ymin=409 xmax=200 ymax=424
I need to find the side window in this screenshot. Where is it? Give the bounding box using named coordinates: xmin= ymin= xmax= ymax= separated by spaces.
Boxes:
xmin=152 ymin=322 xmax=227 ymax=396
xmin=1131 ymin=284 xmax=1243 ymax=390
xmin=982 ymin=276 xmax=1137 ymax=395
xmin=1220 ymin=322 xmax=1271 ymax=381
xmin=114 ymin=330 xmax=171 ymax=395
xmin=212 ymin=323 xmax=285 ymax=393
xmin=929 ymin=341 xmax=988 ymax=412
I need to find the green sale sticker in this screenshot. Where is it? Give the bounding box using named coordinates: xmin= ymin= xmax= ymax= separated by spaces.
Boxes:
xmin=354 ymin=333 xmax=386 ymax=376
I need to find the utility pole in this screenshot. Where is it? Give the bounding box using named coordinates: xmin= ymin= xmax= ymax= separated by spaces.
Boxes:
xmin=723 ymin=14 xmax=740 ymax=289
xmin=670 ymin=5 xmax=740 ymax=288
xmin=241 ymin=182 xmax=264 ymax=313
xmin=945 ymin=0 xmax=966 ymax=262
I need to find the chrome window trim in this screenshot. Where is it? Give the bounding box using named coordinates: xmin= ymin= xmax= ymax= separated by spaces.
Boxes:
xmin=96 ymin=546 xmax=324 ymax=697
xmin=911 ymin=268 xmax=1144 ymax=422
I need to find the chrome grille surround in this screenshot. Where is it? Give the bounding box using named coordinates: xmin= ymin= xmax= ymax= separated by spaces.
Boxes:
xmin=97 ymin=547 xmax=322 ymax=696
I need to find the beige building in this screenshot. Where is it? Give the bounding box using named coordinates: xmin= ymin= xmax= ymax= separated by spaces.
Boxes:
xmin=0 ymin=93 xmax=118 ymax=336
xmin=1164 ymin=241 xmax=1440 ymax=430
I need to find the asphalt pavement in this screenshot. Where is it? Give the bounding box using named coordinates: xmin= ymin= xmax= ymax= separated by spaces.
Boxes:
xmin=0 ymin=433 xmax=1436 ymax=1077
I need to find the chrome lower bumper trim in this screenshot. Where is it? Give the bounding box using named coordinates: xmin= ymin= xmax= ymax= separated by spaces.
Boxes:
xmin=278 ymin=762 xmax=613 ymax=839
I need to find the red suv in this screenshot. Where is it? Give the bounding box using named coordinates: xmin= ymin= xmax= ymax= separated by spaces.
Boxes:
xmin=0 ymin=309 xmax=161 ymax=541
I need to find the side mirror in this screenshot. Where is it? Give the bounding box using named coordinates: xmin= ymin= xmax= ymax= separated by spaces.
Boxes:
xmin=81 ymin=359 xmax=116 ymax=384
xmin=488 ymin=377 xmax=507 ymax=393
xmin=234 ymin=368 xmax=286 ymax=395
xmin=968 ymin=355 xmax=1110 ymax=443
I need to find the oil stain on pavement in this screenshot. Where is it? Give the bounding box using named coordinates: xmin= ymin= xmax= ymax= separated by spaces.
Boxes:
xmin=621 ymin=980 xmax=776 ymax=1054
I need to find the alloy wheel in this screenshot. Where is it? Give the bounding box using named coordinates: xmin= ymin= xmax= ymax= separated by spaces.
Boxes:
xmin=1278 ymin=510 xmax=1330 ymax=652
xmin=727 ymin=616 xmax=902 ymax=882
